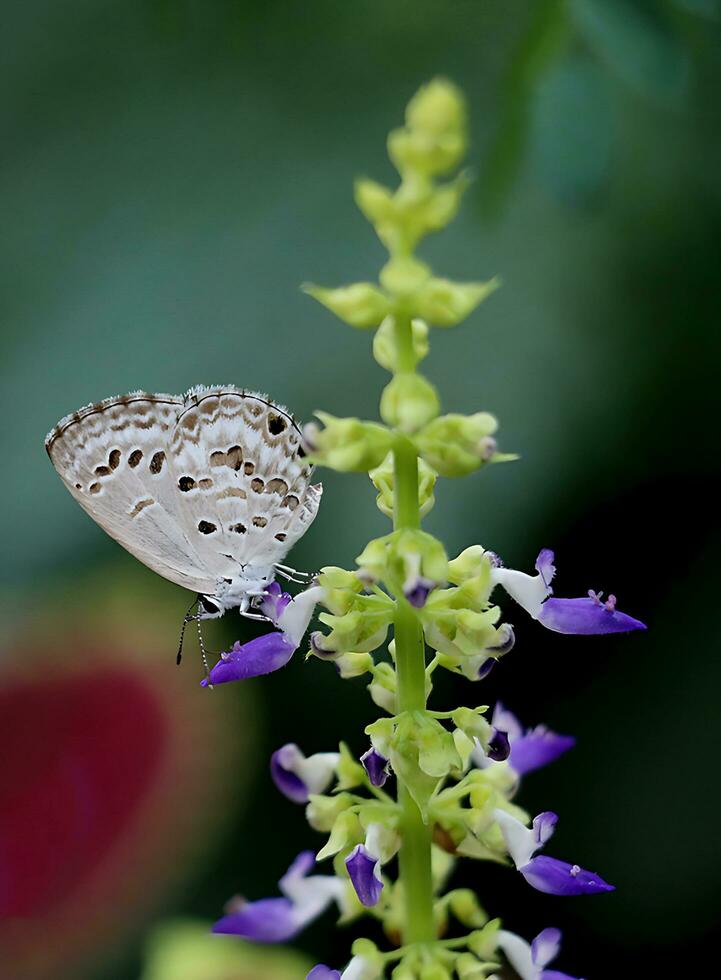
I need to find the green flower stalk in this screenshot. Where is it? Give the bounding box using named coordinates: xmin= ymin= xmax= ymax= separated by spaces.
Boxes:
xmin=207 ymin=79 xmax=647 ymax=979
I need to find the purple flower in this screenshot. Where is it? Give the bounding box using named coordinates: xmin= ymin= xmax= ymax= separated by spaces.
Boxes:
xmin=360 ymin=746 xmax=390 ymax=787
xmin=345 ymin=844 xmax=383 ymax=907
xmin=201 ymin=632 xmax=297 ymax=686
xmin=270 ymin=744 xmax=340 ymax=803
xmin=497 ymin=927 xmax=582 ymax=980
xmin=307 ymin=968 xmax=342 ymax=980
xmin=492 ymin=703 xmax=576 ymax=776
xmin=494 ymin=808 xmax=614 ymax=897
xmin=520 ymin=855 xmax=614 ymax=897
xmin=259 ymin=581 xmax=293 ymax=622
xmin=212 ymin=850 xmax=342 ymax=943
xmin=490 ymin=548 xmax=646 ymax=635
xmin=404 ymin=576 xmax=436 ymax=609
xmin=487 ymin=727 xmax=511 ymax=762
xmin=202 ymin=585 xmax=323 ymax=686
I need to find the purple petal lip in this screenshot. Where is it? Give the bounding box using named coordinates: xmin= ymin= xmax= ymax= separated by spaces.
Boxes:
xmin=310 ymin=631 xmax=338 ymax=659
xmin=488 ymin=623 xmax=515 ymax=656
xmin=488 ymin=728 xmax=511 ymax=762
xmin=532 ymin=927 xmax=562 ymax=968
xmin=519 ymin=855 xmax=615 ymax=896
xmin=538 ymin=596 xmax=646 ymax=635
xmin=307 ymin=968 xmax=342 ymax=980
xmin=477 ymin=657 xmax=496 ymax=679
xmin=212 ymin=896 xmax=299 ymax=942
xmin=541 ymin=972 xmax=580 ymax=980
xmin=509 ymin=728 xmax=576 ymax=776
xmin=201 ymin=631 xmax=297 ymax=686
xmin=404 ymin=576 xmax=436 ymax=609
xmin=361 ymin=747 xmax=390 ymax=788
xmin=535 ymin=548 xmax=557 ymax=588
xmin=345 ymin=844 xmax=383 ymax=907
xmin=271 ymin=747 xmax=309 ymax=803
xmin=259 ymin=581 xmax=293 ymax=623
xmin=532 ymin=811 xmax=558 ymax=847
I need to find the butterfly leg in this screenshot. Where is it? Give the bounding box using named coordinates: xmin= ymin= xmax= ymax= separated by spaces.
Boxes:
xmin=274 ymin=563 xmax=316 ymax=584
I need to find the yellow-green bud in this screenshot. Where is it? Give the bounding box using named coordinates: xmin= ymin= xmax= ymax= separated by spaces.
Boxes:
xmin=380 ymin=255 xmax=431 ymax=297
xmin=369 ymin=451 xmax=437 ymax=519
xmin=305 ymin=792 xmax=354 ymax=833
xmin=447 ymin=888 xmax=488 ymax=928
xmin=415 ymin=276 xmax=500 ymax=328
xmin=373 ymin=316 xmax=429 ymax=372
xmin=406 ymin=77 xmax=466 ymax=138
xmin=304 ymin=282 xmax=391 ymax=329
xmin=336 ymin=742 xmax=367 ymax=790
xmin=448 ymin=546 xmax=491 ymax=585
xmin=420 ymin=963 xmax=452 ymax=980
xmin=354 ymin=177 xmax=395 ymax=226
xmin=310 ymin=412 xmax=394 ymax=472
xmin=415 ymin=412 xmax=499 ymax=477
xmin=368 ymin=661 xmax=397 ymax=714
xmin=468 ymin=919 xmax=501 ymax=962
xmin=316 ymin=808 xmax=362 ymax=860
xmin=380 ymin=372 xmax=440 ymax=433
xmin=456 ymin=953 xmax=492 ymax=978
xmin=335 ymin=652 xmax=374 ymax=678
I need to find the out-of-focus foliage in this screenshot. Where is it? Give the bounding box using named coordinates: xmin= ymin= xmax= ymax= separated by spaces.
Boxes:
xmin=480 ymin=0 xmax=712 ymax=212
xmin=140 ymin=919 xmax=312 ymax=980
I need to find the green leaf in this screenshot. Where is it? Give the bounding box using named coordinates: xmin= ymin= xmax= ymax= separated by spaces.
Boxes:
xmin=530 ymin=53 xmax=613 ymax=205
xmin=571 ymin=0 xmax=691 ymax=107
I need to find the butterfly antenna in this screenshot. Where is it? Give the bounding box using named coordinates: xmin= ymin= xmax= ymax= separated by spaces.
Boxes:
xmin=196 ymin=617 xmax=212 ymax=686
xmin=176 ymin=598 xmax=199 ymax=665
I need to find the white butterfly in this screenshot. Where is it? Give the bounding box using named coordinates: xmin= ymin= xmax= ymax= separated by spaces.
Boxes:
xmin=46 ymin=385 xmax=322 ymax=622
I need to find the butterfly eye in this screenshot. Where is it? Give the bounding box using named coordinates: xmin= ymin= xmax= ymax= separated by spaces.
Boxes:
xmin=199 ymin=596 xmax=220 ymax=616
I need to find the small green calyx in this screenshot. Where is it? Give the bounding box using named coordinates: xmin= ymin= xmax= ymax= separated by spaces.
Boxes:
xmin=414 ymin=412 xmax=502 ymax=477
xmin=380 ymin=255 xmax=432 ymax=298
xmin=373 ymin=317 xmax=429 ymax=373
xmin=305 ymin=791 xmax=354 ymax=833
xmin=414 ymin=276 xmax=500 ymax=328
xmin=467 ymin=919 xmax=502 ymax=961
xmin=303 ymin=282 xmax=391 ymax=329
xmin=356 ymin=529 xmax=448 ymax=599
xmin=369 ymin=452 xmax=437 ymax=520
xmin=309 ymin=412 xmax=394 ymax=472
xmin=380 ymin=373 xmax=440 ymax=433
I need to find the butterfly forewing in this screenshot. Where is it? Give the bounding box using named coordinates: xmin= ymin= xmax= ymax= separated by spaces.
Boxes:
xmin=169 ymin=388 xmax=320 ymax=572
xmin=46 ymin=386 xmax=321 ymax=599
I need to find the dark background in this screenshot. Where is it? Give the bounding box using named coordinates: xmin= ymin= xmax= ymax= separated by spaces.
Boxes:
xmin=1 ymin=1 xmax=720 ymax=978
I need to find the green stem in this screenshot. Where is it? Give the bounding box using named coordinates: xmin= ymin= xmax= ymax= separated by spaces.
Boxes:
xmin=392 ymin=312 xmax=436 ymax=945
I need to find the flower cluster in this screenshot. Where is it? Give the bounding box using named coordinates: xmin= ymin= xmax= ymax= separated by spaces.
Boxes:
xmin=203 ymin=79 xmax=646 ymax=978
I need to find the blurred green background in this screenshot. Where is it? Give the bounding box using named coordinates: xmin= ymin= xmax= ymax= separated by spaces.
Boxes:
xmin=1 ymin=1 xmax=720 ymax=977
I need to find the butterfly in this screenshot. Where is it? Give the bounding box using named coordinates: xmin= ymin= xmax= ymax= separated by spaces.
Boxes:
xmin=46 ymin=386 xmax=322 ymax=628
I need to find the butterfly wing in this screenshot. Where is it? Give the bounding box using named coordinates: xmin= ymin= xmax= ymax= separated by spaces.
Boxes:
xmin=46 ymin=392 xmax=217 ymax=594
xmin=168 ymin=387 xmax=321 ymax=573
